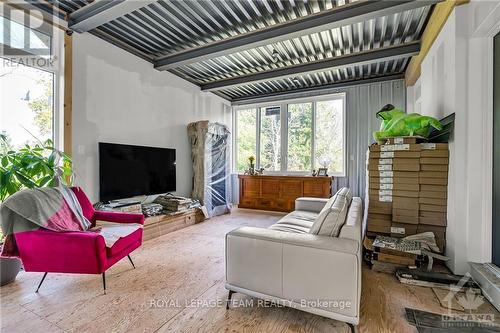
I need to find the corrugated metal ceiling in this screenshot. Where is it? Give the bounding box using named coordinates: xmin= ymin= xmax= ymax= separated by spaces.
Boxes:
xmin=44 ymin=0 xmax=433 ymax=102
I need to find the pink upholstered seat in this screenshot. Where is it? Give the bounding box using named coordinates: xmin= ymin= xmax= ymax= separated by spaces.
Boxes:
xmin=14 ymin=187 xmax=144 ymax=291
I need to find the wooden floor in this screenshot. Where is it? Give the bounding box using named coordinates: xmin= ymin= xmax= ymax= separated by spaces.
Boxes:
xmin=1 ymin=208 xmax=499 ymax=333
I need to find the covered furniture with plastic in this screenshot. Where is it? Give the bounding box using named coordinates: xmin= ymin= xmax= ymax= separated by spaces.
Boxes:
xmin=188 ymin=121 xmax=231 ymax=217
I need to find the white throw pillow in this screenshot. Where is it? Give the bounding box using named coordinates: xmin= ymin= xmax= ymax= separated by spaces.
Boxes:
xmin=309 ymin=187 xmax=353 ymax=237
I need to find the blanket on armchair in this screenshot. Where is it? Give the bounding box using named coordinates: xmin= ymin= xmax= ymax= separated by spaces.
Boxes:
xmin=0 ymin=187 xmax=92 ymax=257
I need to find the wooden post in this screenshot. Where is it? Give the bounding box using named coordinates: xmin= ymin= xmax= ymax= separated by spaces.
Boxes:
xmin=405 ymin=0 xmax=469 ymax=86
xmin=63 ymin=32 xmax=72 ymax=155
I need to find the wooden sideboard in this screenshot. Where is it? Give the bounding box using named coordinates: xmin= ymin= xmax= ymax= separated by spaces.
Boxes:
xmin=238 ymin=175 xmax=332 ymax=212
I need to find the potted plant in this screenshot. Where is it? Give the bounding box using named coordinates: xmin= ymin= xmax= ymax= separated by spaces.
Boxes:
xmin=0 ymin=231 xmax=21 ymax=286
xmin=0 ymin=134 xmax=72 ymax=286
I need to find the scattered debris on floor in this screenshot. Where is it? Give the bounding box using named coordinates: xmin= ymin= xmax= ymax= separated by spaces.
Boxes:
xmin=405 ymin=308 xmax=500 ymax=332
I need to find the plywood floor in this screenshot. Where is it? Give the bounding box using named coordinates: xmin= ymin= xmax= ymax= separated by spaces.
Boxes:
xmin=1 ymin=208 xmax=499 ymax=333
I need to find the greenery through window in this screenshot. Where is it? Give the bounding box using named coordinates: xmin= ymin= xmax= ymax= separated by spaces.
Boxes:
xmin=0 ymin=62 xmax=54 ymax=150
xmin=234 ymin=94 xmax=346 ymax=175
xmin=260 ymin=107 xmax=281 ymax=171
xmin=287 ymin=103 xmax=312 ymax=171
xmin=235 ymin=108 xmax=257 ymax=171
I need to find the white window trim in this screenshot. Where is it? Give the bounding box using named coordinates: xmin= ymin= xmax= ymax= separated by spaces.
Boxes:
xmin=233 ymin=92 xmax=347 ymax=177
xmin=1 ymin=10 xmax=65 ymax=151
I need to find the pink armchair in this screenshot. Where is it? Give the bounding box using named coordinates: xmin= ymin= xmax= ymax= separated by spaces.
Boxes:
xmin=14 ymin=187 xmax=144 ymax=293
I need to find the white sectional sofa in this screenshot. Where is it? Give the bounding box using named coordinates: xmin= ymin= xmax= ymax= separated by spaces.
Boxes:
xmin=225 ymin=188 xmax=363 ymax=327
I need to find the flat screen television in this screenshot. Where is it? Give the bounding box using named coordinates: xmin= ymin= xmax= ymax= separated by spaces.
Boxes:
xmin=99 ymin=142 xmax=176 ymax=202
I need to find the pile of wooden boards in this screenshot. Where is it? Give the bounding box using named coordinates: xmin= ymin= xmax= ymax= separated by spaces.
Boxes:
xmin=367 ymin=137 xmax=449 ymax=252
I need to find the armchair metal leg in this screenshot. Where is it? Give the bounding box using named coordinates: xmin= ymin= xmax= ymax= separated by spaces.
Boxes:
xmin=347 ymin=323 xmax=356 ymax=333
xmin=127 ymin=255 xmax=135 ymax=269
xmin=226 ymin=290 xmax=235 ymax=310
xmin=35 ymin=272 xmax=48 ymax=293
xmin=102 ymin=272 xmax=106 ymax=294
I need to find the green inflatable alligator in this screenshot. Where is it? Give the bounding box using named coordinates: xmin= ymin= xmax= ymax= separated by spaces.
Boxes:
xmin=373 ymin=104 xmax=442 ymax=142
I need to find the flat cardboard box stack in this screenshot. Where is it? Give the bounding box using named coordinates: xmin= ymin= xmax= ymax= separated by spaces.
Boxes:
xmin=418 ymin=143 xmax=449 ymax=252
xmin=367 ymin=140 xmax=449 ymax=252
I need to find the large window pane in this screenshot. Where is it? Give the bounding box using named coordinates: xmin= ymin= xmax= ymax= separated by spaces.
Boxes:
xmin=0 ymin=61 xmax=54 ymax=150
xmin=236 ymin=109 xmax=257 ymax=171
xmin=260 ymin=106 xmax=281 ymax=171
xmin=315 ymin=99 xmax=344 ymax=174
xmin=287 ymin=103 xmax=312 ymax=171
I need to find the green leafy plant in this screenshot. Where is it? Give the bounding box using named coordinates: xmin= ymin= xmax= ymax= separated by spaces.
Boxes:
xmin=0 ymin=134 xmax=72 ymax=201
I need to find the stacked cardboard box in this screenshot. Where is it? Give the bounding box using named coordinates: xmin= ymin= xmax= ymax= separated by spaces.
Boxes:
xmin=367 ymin=140 xmax=449 ymax=252
xmin=418 ymin=143 xmax=449 ymax=252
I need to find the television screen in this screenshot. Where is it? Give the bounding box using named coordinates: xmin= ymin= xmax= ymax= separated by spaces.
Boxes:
xmin=99 ymin=142 xmax=176 ymax=202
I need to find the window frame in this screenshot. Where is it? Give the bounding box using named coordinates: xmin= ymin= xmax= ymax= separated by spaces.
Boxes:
xmin=233 ymin=92 xmax=347 ymax=177
xmin=1 ymin=11 xmax=65 ymax=151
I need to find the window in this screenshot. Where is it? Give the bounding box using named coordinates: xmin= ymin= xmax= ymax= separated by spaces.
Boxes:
xmin=287 ymin=103 xmax=312 ymax=171
xmin=234 ymin=93 xmax=346 ymax=176
xmin=235 ymin=108 xmax=257 ymax=172
xmin=260 ymin=106 xmax=281 ymax=171
xmin=0 ymin=14 xmax=63 ymax=151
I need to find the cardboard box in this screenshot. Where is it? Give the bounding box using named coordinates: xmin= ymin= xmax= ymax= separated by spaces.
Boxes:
xmin=369 ymin=189 xmax=393 ymax=197
xmin=419 ymin=197 xmax=447 ymax=206
xmin=370 ymin=151 xmax=421 ymax=159
xmin=367 ymin=224 xmax=391 ymax=234
xmin=392 ymin=190 xmax=419 ymax=198
xmin=370 ymin=144 xmax=422 ymax=152
xmin=420 ymin=184 xmax=447 ymax=192
xmin=420 ymin=143 xmax=448 ymax=151
xmin=390 ymin=223 xmax=418 ymax=238
xmin=421 ymin=164 xmax=449 ymax=172
xmin=369 ymin=182 xmax=419 ymax=191
xmin=419 ymin=190 xmax=447 ymax=199
xmin=420 ymin=210 xmax=447 ymax=219
xmin=420 ymin=150 xmax=449 ymax=158
xmin=436 ymin=238 xmax=446 ymax=252
xmin=393 ymin=208 xmax=419 ymax=217
xmin=368 ymin=213 xmax=392 ymax=221
xmin=393 ymin=197 xmax=419 ymax=210
xmin=386 ymin=137 xmax=417 ymax=144
xmin=419 ymin=177 xmax=448 ymax=186
xmin=392 ymin=159 xmax=420 ymax=172
xmin=420 ymin=158 xmax=449 ymax=165
xmin=420 ymin=204 xmax=447 ymax=213
xmin=368 ymin=163 xmax=393 ymax=171
xmin=368 ymin=158 xmax=393 ymax=166
xmin=419 ymin=215 xmax=447 ymax=226
xmin=392 ymin=210 xmax=419 ymax=224
xmin=417 ymin=224 xmax=446 ymax=239
xmin=368 ymin=200 xmax=392 ymax=214
xmin=419 ymin=171 xmax=448 ymax=179
xmin=393 ymin=177 xmax=419 ymax=185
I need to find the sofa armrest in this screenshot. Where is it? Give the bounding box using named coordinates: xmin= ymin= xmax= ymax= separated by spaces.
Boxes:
xmin=16 ymin=229 xmax=107 ymax=273
xmin=294 ymin=197 xmax=329 ymax=213
xmin=94 ymin=211 xmax=145 ymax=225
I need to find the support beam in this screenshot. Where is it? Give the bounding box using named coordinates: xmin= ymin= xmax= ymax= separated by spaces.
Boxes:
xmin=63 ymin=33 xmax=72 ymax=155
xmin=201 ymin=42 xmax=419 ymax=92
xmin=154 ymin=0 xmax=440 ymax=70
xmin=230 ymin=73 xmax=405 ymax=106
xmin=69 ymin=0 xmax=156 ymax=33
xmin=405 ymin=0 xmax=469 ymax=86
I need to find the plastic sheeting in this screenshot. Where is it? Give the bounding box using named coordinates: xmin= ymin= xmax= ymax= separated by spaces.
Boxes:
xmin=188 ymin=121 xmax=231 ymax=217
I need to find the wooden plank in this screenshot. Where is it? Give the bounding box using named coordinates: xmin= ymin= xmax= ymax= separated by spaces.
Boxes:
xmin=405 ymin=0 xmax=469 ymax=86
xmin=63 ymin=33 xmax=72 ymax=155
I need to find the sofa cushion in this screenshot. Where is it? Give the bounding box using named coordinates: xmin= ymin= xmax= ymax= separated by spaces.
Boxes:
xmin=268 ymin=210 xmax=318 ymax=234
xmin=309 ymin=187 xmax=353 ymax=237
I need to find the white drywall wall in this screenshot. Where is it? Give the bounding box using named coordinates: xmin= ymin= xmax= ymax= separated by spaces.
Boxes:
xmin=71 ymin=33 xmax=232 ymax=203
xmin=407 ymin=0 xmax=500 ymax=273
